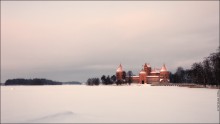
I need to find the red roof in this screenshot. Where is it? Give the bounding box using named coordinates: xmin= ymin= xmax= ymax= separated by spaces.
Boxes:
xmin=116 ymin=64 xmax=123 ymax=72
xmin=160 ymin=64 xmax=168 ymax=72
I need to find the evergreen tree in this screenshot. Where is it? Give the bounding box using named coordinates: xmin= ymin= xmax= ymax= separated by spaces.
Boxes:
xmin=127 ymin=71 xmax=133 ymax=85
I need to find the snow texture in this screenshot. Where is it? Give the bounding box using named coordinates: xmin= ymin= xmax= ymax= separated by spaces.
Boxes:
xmin=1 ymin=84 xmax=219 ymax=123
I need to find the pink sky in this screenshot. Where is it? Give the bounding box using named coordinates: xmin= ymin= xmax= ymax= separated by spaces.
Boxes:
xmin=1 ymin=1 xmax=219 ymax=83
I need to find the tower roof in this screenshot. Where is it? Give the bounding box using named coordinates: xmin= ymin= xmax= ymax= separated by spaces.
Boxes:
xmin=160 ymin=64 xmax=168 ymax=72
xmin=116 ymin=64 xmax=123 ymax=72
xmin=139 ymin=69 xmax=146 ymax=74
xmin=144 ymin=63 xmax=151 ymax=68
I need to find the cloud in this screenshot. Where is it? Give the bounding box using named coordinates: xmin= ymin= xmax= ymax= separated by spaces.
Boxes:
xmin=1 ymin=1 xmax=219 ymax=83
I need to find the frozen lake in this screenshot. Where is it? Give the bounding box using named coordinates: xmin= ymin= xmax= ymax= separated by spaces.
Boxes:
xmin=1 ymin=84 xmax=219 ymax=123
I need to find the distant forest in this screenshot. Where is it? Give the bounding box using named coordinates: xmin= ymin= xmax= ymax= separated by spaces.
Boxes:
xmin=170 ymin=47 xmax=220 ymax=86
xmin=4 ymin=78 xmax=81 ymax=85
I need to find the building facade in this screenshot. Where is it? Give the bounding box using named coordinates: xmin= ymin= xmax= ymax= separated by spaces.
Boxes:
xmin=116 ymin=63 xmax=170 ymax=84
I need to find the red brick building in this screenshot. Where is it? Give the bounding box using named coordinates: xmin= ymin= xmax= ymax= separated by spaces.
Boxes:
xmin=116 ymin=63 xmax=170 ymax=84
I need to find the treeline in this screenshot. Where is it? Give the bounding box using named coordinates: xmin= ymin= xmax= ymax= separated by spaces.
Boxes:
xmin=170 ymin=47 xmax=220 ymax=86
xmin=86 ymin=78 xmax=100 ymax=85
xmin=5 ymin=78 xmax=62 ymax=85
xmin=86 ymin=71 xmax=134 ymax=86
xmin=86 ymin=75 xmax=116 ymax=86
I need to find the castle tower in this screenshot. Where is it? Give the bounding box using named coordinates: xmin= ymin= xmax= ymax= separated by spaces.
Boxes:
xmin=147 ymin=63 xmax=151 ymax=74
xmin=139 ymin=69 xmax=147 ymax=84
xmin=160 ymin=64 xmax=170 ymax=83
xmin=144 ymin=63 xmax=148 ymax=73
xmin=116 ymin=64 xmax=123 ymax=81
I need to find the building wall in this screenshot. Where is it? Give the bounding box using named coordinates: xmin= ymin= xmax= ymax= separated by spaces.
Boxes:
xmin=131 ymin=76 xmax=160 ymax=83
xmin=116 ymin=72 xmax=123 ymax=81
xmin=147 ymin=67 xmax=151 ymax=74
xmin=132 ymin=77 xmax=139 ymax=83
xmin=139 ymin=73 xmax=147 ymax=84
xmin=147 ymin=77 xmax=160 ymax=83
xmin=150 ymin=73 xmax=160 ymax=76
xmin=160 ymin=71 xmax=170 ymax=82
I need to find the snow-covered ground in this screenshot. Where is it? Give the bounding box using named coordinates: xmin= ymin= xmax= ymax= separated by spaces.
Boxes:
xmin=1 ymin=84 xmax=219 ymax=123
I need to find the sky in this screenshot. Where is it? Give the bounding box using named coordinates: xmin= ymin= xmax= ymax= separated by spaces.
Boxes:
xmin=1 ymin=1 xmax=219 ymax=83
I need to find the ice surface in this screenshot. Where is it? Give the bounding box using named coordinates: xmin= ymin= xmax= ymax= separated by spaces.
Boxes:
xmin=1 ymin=84 xmax=219 ymax=123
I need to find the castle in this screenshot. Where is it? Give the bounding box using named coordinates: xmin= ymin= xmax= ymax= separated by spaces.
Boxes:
xmin=116 ymin=63 xmax=170 ymax=84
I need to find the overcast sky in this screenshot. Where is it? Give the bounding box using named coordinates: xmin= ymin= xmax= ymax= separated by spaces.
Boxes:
xmin=1 ymin=1 xmax=219 ymax=83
